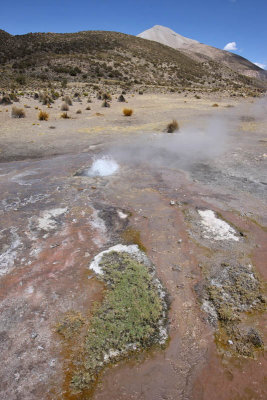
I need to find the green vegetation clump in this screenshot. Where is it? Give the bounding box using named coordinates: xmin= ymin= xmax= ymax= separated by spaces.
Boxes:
xmin=71 ymin=251 xmax=167 ymax=391
xmin=205 ymin=263 xmax=265 ymax=357
xmin=207 ymin=264 xmax=265 ymax=318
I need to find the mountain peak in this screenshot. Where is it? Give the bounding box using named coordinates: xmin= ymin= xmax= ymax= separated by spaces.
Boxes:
xmin=137 ymin=25 xmax=199 ymax=49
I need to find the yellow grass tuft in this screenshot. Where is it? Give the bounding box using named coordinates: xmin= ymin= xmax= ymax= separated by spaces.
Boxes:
xmin=38 ymin=110 xmax=49 ymax=121
xmin=123 ymin=108 xmax=133 ymax=116
xmin=60 ymin=112 xmax=70 ymax=119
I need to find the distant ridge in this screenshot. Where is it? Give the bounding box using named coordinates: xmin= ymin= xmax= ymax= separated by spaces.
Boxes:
xmin=137 ymin=25 xmax=267 ymax=81
xmin=0 ymin=28 xmax=265 ymax=92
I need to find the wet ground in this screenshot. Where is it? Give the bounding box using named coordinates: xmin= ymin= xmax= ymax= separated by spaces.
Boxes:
xmin=0 ymin=95 xmax=266 ymax=399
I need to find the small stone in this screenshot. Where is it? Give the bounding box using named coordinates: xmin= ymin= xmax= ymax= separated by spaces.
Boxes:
xmin=31 ymin=332 xmax=38 ymax=339
xmin=49 ymin=359 xmax=56 ymax=367
xmin=172 ymin=265 xmax=181 ymax=272
xmin=228 ymin=340 xmax=233 ymax=345
xmin=170 ymin=200 xmax=175 ymax=206
xmin=176 ymin=284 xmax=184 ymax=289
xmin=177 ymin=239 xmax=182 ymax=244
xmin=14 ymin=373 xmax=20 ymax=381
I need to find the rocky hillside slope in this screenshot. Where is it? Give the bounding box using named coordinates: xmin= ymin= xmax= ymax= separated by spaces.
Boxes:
xmin=0 ymin=29 xmax=265 ymax=94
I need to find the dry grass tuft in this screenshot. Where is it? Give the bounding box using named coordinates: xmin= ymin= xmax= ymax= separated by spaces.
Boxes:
xmin=123 ymin=108 xmax=133 ymax=116
xmin=86 ymin=106 xmax=91 ymax=110
xmin=212 ymin=103 xmax=219 ymax=107
xmin=166 ymin=119 xmax=179 ymax=133
xmin=60 ymin=112 xmax=70 ymax=119
xmin=38 ymin=110 xmax=49 ymax=121
xmin=11 ymin=106 xmax=25 ymax=118
xmin=76 ymin=109 xmax=82 ymax=114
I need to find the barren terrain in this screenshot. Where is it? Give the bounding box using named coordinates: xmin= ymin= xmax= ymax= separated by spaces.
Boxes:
xmin=0 ymin=92 xmax=266 ymax=400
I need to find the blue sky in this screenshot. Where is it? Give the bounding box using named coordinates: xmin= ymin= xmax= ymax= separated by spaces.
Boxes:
xmin=1 ymin=0 xmax=266 ymax=69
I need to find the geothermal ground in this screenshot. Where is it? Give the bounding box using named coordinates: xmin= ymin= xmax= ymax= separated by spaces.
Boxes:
xmin=0 ymin=93 xmax=266 ymax=400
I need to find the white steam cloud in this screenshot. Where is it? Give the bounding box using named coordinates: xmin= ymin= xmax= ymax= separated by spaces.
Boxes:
xmin=102 ymin=98 xmax=267 ymax=174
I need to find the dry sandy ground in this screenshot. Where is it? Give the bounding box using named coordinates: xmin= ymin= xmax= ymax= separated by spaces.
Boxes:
xmin=0 ymin=92 xmax=266 ymax=400
xmin=0 ymin=92 xmax=241 ymax=161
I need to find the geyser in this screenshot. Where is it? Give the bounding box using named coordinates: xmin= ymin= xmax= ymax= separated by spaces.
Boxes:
xmin=77 ymin=156 xmax=119 ymax=177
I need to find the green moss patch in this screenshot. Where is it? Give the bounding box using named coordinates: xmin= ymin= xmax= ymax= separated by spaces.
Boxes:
xmin=56 ymin=311 xmax=85 ymax=339
xmin=71 ymin=251 xmax=168 ymax=392
xmin=203 ymin=263 xmax=265 ymax=357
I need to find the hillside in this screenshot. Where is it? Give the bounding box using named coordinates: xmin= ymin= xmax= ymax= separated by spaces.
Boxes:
xmin=138 ymin=25 xmax=267 ymax=82
xmin=0 ymin=29 xmax=265 ymax=94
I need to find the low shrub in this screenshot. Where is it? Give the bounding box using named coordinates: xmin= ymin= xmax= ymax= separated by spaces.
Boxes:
xmin=41 ymin=94 xmax=53 ymax=105
xmin=166 ymin=119 xmax=179 ymax=133
xmin=0 ymin=95 xmax=12 ymax=105
xmin=102 ymin=93 xmax=112 ymax=101
xmin=118 ymin=94 xmax=126 ymax=102
xmin=11 ymin=106 xmax=25 ymax=118
xmin=76 ymin=109 xmax=82 ymax=114
xmin=86 ymin=106 xmax=91 ymax=110
xmin=9 ymin=93 xmax=19 ymax=102
xmin=102 ymin=100 xmax=110 ymax=108
xmin=38 ymin=110 xmax=49 ymax=121
xmin=123 ymin=108 xmax=133 ymax=116
xmin=61 ymin=102 xmax=69 ymax=111
xmin=63 ymin=96 xmax=72 ymax=106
